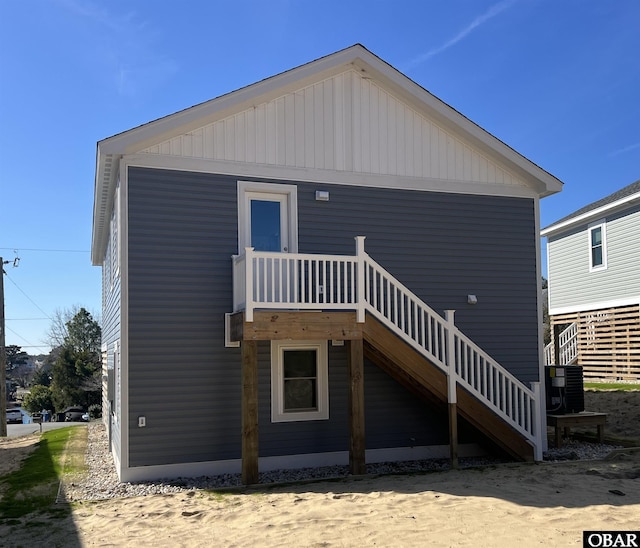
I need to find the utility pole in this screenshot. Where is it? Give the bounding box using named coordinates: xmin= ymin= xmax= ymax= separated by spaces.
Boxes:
xmin=1 ymin=257 xmax=7 ymax=436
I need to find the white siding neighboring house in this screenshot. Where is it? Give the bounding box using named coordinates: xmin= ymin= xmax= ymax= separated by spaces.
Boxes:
xmin=541 ymin=180 xmax=640 ymax=379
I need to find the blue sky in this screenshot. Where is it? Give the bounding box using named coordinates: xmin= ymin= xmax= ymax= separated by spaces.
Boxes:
xmin=1 ymin=0 xmax=638 ymax=353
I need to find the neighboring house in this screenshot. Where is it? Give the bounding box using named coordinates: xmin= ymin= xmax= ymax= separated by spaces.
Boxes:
xmin=541 ymin=180 xmax=640 ymax=380
xmin=91 ymin=44 xmax=562 ymax=483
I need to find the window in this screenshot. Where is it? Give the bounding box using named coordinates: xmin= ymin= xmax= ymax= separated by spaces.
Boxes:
xmin=271 ymin=340 xmax=328 ymax=422
xmin=588 ymin=220 xmax=607 ymax=271
xmin=237 ymin=181 xmax=298 ymax=253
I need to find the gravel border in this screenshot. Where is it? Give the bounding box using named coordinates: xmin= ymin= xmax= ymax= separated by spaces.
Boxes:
xmin=59 ymin=422 xmax=623 ymax=502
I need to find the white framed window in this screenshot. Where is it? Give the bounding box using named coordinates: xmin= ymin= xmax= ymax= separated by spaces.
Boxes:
xmin=270 ymin=340 xmax=328 ymax=422
xmin=588 ymin=219 xmax=607 ymax=271
xmin=237 ymin=181 xmax=298 ymax=253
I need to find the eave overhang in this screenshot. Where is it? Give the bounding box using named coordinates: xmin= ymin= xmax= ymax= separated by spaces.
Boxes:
xmin=541 ymin=190 xmax=640 ymax=238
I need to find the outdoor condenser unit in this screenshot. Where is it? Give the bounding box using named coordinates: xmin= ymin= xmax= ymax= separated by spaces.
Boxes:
xmin=545 ymin=365 xmax=584 ymax=414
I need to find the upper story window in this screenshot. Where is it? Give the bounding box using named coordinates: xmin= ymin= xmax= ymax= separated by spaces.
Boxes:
xmin=588 ymin=219 xmax=607 ymax=271
xmin=237 ymin=181 xmax=298 ymax=254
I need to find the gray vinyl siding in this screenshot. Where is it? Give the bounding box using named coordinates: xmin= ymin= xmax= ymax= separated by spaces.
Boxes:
xmin=257 ymin=342 xmax=349 ymax=456
xmin=547 ymin=204 xmax=640 ymax=312
xmin=257 ymin=343 xmax=461 ymax=457
xmin=127 ymin=168 xmax=240 ymax=467
xmin=126 ymin=167 xmax=539 ymax=467
xmin=298 ymin=184 xmax=539 ymax=382
xmin=101 ymin=217 xmax=121 ymax=459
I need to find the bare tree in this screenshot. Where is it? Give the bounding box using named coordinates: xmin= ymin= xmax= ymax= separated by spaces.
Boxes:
xmin=46 ymin=305 xmax=101 ymax=349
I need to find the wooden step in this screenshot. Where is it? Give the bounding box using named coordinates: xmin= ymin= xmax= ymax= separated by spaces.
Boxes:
xmin=363 ymin=314 xmax=534 ymax=462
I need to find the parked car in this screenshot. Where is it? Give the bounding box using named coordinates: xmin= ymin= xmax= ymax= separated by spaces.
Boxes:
xmin=6 ymin=408 xmax=22 ymax=424
xmin=64 ymin=407 xmax=86 ymax=422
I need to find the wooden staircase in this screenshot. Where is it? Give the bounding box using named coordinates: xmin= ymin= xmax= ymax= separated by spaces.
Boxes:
xmin=363 ymin=314 xmax=535 ymax=461
xmin=232 ymin=237 xmax=542 ymax=467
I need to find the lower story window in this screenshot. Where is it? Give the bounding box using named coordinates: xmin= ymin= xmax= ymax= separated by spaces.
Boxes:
xmin=271 ymin=340 xmax=328 ymax=422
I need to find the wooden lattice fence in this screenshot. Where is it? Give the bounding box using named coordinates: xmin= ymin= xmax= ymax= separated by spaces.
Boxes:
xmin=550 ymin=304 xmax=640 ymax=380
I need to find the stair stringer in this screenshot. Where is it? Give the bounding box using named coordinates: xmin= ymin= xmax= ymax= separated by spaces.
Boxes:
xmin=363 ymin=314 xmax=535 ymax=462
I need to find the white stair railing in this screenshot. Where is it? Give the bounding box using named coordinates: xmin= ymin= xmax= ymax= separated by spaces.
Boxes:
xmin=559 ymin=323 xmax=578 ymax=365
xmin=543 ymin=322 xmax=578 ymax=365
xmin=232 ymin=236 xmax=541 ymax=457
xmin=361 ymin=247 xmax=538 ymax=449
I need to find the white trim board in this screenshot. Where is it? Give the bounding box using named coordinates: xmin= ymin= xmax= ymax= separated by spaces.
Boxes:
xmin=117 ymin=443 xmax=486 ymax=482
xmin=549 ymin=296 xmax=640 ymax=317
xmin=541 ymin=191 xmax=640 ymax=237
xmin=125 ymin=154 xmax=541 ymax=199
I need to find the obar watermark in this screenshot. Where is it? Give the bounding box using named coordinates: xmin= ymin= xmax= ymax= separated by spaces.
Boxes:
xmin=584 ymin=532 xmax=640 ymax=548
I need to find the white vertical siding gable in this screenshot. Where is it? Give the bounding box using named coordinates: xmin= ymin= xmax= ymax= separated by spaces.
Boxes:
xmin=139 ymin=70 xmax=525 ymax=189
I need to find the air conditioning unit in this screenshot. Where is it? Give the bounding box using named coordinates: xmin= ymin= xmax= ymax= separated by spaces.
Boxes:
xmin=545 ymin=365 xmax=584 ymax=414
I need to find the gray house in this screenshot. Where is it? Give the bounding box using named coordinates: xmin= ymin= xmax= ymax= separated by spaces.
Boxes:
xmin=541 ymin=180 xmax=640 ymax=380
xmin=92 ymin=44 xmax=562 ymax=483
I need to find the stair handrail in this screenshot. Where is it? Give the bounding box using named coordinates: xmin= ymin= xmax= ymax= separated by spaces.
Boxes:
xmin=359 ymin=242 xmax=538 ymax=447
xmin=559 ymin=322 xmax=578 ymax=365
xmin=543 ymin=322 xmax=578 ymax=365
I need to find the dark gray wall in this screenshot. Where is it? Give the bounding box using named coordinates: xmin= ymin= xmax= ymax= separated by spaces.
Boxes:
xmin=126 ymin=167 xmax=538 ymax=466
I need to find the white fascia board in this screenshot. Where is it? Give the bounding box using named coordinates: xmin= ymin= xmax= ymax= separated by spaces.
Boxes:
xmin=99 ymin=46 xmax=368 ymax=157
xmin=349 ymin=51 xmax=563 ymax=198
xmin=92 ymin=150 xmax=119 ymax=265
xmin=123 ymin=153 xmax=541 ymax=200
xmin=541 ymin=192 xmax=640 ymax=238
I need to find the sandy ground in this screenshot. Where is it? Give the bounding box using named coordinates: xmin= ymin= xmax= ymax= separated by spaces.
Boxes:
xmin=1 ymin=391 xmax=639 ymax=548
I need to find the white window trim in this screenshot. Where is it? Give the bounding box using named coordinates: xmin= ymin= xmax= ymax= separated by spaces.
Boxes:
xmin=588 ymin=219 xmax=607 ymax=272
xmin=270 ymin=340 xmax=328 ymax=423
xmin=237 ymin=181 xmax=298 ymax=253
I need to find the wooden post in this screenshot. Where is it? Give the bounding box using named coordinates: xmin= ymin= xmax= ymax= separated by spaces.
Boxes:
xmin=448 ymin=401 xmax=458 ymax=468
xmin=348 ymin=339 xmax=366 ymax=475
xmin=444 ymin=310 xmax=458 ymax=468
xmin=241 ymin=340 xmax=259 ymax=484
xmin=0 ymin=258 xmax=7 ymax=436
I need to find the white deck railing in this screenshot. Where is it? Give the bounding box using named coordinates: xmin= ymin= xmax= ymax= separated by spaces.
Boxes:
xmin=232 ymin=249 xmax=361 ymax=322
xmin=232 ymin=236 xmax=541 ymax=458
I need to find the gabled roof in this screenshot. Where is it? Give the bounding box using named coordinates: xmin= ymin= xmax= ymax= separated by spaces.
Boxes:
xmin=541 ymin=179 xmax=640 ymax=237
xmin=92 ymin=44 xmax=563 ymax=264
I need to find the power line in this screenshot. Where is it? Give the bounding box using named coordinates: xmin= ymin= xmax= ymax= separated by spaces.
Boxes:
xmin=4 ymin=272 xmax=53 ymax=320
xmin=7 ymin=317 xmax=51 ymax=321
xmin=5 ymin=325 xmax=39 ymax=349
xmin=0 ymin=247 xmax=88 ymax=253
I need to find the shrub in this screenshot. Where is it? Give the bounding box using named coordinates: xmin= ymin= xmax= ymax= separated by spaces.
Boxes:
xmin=88 ymin=403 xmax=102 ymax=419
xmin=22 ymin=385 xmax=54 ymax=415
